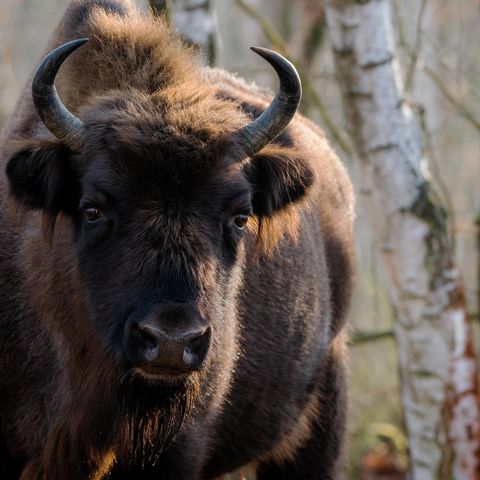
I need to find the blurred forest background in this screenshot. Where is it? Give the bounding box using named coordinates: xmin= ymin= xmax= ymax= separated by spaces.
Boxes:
xmin=0 ymin=0 xmax=479 ymax=478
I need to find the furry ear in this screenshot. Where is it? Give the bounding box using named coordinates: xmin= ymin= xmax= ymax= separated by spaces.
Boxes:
xmin=246 ymin=145 xmax=315 ymax=218
xmin=6 ymin=141 xmax=79 ymax=214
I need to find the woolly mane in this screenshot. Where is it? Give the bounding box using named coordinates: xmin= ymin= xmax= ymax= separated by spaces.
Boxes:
xmin=57 ymin=1 xmax=198 ymax=108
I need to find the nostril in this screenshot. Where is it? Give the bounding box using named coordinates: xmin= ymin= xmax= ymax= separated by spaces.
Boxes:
xmin=183 ymin=328 xmax=211 ymax=367
xmin=129 ymin=321 xmax=159 ymax=361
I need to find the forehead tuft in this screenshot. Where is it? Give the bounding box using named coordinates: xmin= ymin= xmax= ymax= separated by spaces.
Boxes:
xmin=80 ymin=88 xmax=249 ymax=195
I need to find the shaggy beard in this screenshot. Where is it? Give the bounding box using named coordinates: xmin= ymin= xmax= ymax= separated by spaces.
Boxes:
xmin=116 ymin=373 xmax=201 ymax=469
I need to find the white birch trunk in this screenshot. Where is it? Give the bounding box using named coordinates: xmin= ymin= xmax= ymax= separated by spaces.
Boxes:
xmin=323 ymin=1 xmax=480 ymax=478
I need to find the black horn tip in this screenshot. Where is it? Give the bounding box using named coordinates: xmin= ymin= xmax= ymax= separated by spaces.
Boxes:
xmin=33 ymin=38 xmax=89 ymax=83
xmin=67 ymin=37 xmax=90 ymax=48
xmin=249 ymin=46 xmax=302 ymax=101
xmin=33 ymin=38 xmax=89 ymax=99
xmin=236 ymin=47 xmax=302 ymax=157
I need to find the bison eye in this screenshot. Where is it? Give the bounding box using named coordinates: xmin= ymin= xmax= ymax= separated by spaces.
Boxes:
xmin=233 ymin=214 xmax=249 ymax=230
xmin=84 ymin=207 xmax=103 ymax=224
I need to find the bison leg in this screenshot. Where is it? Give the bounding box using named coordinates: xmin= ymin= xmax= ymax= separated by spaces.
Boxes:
xmin=256 ymin=343 xmax=347 ymax=480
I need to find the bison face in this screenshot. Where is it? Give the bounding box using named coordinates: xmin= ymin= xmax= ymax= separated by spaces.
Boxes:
xmin=6 ymin=93 xmax=312 ymax=390
xmin=6 ymin=105 xmax=313 ymax=391
xmin=7 ymin=146 xmax=242 ymax=388
xmin=70 ymin=118 xmax=254 ymax=384
xmin=6 ymin=41 xmax=312 ymax=393
xmin=13 ymin=131 xmax=249 ymax=384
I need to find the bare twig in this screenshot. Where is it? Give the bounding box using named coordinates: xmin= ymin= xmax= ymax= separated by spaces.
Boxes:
xmin=235 ymin=0 xmax=286 ymax=54
xmin=349 ymin=329 xmax=395 ymax=346
xmin=392 ymin=0 xmax=480 ymax=133
xmin=391 ymin=0 xmax=407 ymax=49
xmin=421 ymin=61 xmax=480 ymax=132
xmin=404 ymin=0 xmax=427 ymax=93
xmin=302 ymin=79 xmax=352 ymax=156
xmin=299 ymin=0 xmax=326 ymax=68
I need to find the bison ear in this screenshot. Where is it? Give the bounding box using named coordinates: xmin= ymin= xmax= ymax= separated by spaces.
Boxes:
xmin=6 ymin=142 xmax=79 ymax=214
xmin=246 ymin=146 xmax=315 ymax=217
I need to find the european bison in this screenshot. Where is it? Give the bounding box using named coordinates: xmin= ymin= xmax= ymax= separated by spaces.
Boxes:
xmin=0 ymin=1 xmax=355 ymax=478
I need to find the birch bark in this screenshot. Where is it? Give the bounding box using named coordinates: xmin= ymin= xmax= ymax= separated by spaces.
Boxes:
xmin=323 ymin=1 xmax=480 ymax=478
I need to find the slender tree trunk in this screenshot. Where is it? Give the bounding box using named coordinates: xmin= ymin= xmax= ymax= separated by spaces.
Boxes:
xmin=149 ymin=0 xmax=216 ymax=64
xmin=323 ymin=1 xmax=480 ymax=478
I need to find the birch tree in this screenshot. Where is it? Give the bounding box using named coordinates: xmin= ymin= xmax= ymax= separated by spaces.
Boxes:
xmin=323 ymin=0 xmax=480 ymax=478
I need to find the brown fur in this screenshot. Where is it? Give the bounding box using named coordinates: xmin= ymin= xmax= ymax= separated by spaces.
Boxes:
xmin=0 ymin=1 xmax=355 ymax=479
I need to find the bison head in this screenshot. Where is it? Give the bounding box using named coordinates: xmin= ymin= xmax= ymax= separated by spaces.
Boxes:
xmin=5 ymin=39 xmax=313 ymax=414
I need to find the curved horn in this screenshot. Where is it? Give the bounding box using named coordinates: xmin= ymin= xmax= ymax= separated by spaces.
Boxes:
xmin=32 ymin=38 xmax=89 ymax=152
xmin=237 ymin=47 xmax=302 ymax=157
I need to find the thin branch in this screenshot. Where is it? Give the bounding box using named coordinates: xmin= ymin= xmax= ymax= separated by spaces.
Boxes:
xmin=391 ymin=0 xmax=407 ymax=49
xmin=349 ymin=329 xmax=395 ymax=346
xmin=392 ymin=0 xmax=480 ymax=132
xmin=299 ymin=0 xmax=326 ymax=68
xmin=235 ymin=0 xmax=287 ymax=54
xmin=404 ymin=0 xmax=427 ymax=93
xmin=420 ymin=61 xmax=480 ymax=132
xmin=234 ymin=0 xmax=353 ymax=158
xmin=301 ymin=79 xmax=352 ymax=156
xmin=304 ymin=21 xmax=325 ymax=68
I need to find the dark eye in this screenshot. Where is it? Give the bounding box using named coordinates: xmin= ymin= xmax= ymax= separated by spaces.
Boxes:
xmin=84 ymin=207 xmax=103 ymax=224
xmin=233 ymin=214 xmax=249 ymax=230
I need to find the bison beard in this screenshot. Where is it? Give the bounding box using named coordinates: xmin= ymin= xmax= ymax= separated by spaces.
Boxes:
xmin=119 ymin=375 xmax=199 ymax=468
xmin=41 ymin=374 xmax=200 ymax=478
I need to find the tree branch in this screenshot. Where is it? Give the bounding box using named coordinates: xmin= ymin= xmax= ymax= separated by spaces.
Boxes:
xmin=403 ymin=0 xmax=427 ymax=94
xmin=421 ymin=61 xmax=480 ymax=132
xmin=349 ymin=329 xmax=395 ymax=345
xmin=392 ymin=0 xmax=480 ymax=132
xmin=234 ymin=0 xmax=287 ymax=54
